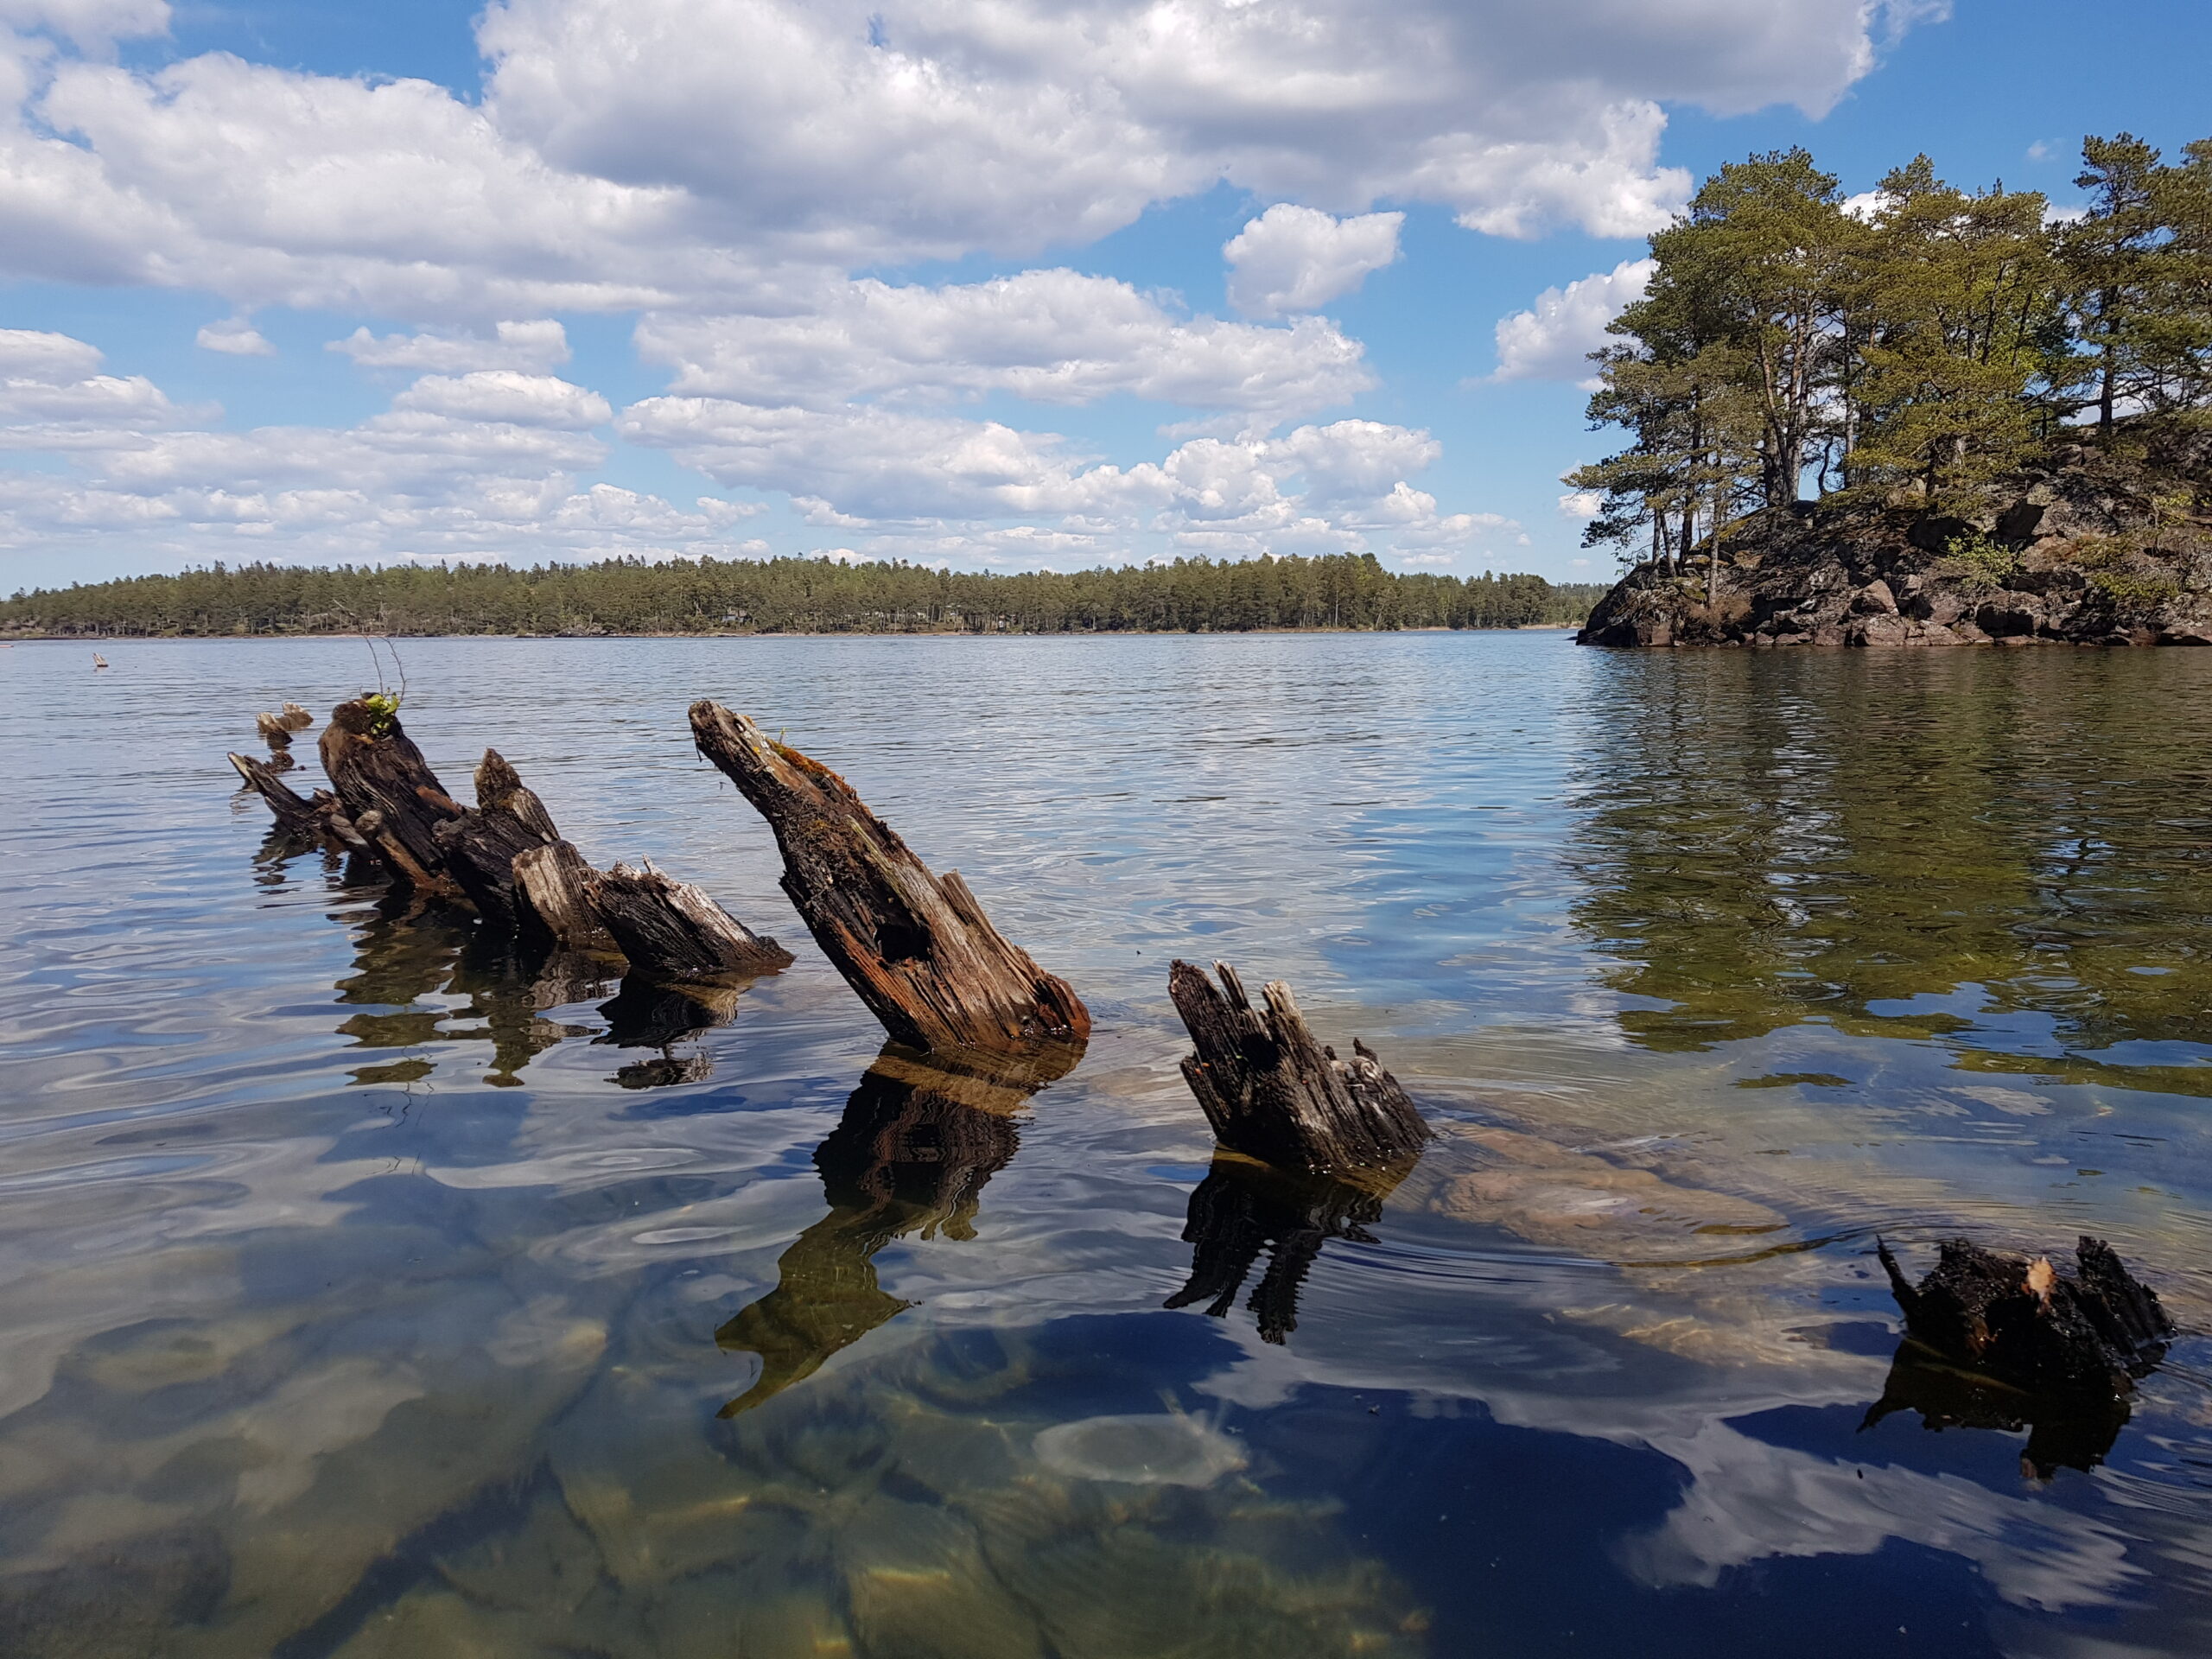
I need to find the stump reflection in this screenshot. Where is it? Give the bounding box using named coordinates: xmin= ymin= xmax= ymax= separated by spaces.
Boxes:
xmin=1166 ymin=1153 xmax=1417 ymax=1345
xmin=1861 ymin=1338 xmax=2140 ymax=1480
xmin=715 ymin=1042 xmax=1078 ymax=1416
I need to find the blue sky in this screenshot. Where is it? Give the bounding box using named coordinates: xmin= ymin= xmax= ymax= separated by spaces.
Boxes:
xmin=1 ymin=0 xmax=2206 ymax=592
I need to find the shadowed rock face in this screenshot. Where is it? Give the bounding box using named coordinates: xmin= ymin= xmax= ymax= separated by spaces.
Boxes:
xmin=1578 ymin=428 xmax=2212 ymax=650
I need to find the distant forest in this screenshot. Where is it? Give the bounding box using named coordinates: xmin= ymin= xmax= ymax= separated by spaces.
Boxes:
xmin=0 ymin=554 xmax=1605 ymax=638
xmin=1574 ymin=131 xmax=2212 ymax=569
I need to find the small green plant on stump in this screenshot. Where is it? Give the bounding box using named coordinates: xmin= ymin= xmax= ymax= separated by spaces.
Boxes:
xmin=359 ymin=690 xmax=402 ymax=737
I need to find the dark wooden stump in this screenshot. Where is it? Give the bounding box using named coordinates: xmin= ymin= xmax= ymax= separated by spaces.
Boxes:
xmin=278 ymin=702 xmax=313 ymax=732
xmin=512 ymin=839 xmax=621 ymax=956
xmin=584 ymin=861 xmax=793 ymax=982
xmin=430 ymin=750 xmax=562 ymax=926
xmin=1169 ymin=960 xmax=1429 ymax=1175
xmin=317 ymin=700 xmax=467 ymax=901
xmin=714 ymin=1042 xmax=1067 ymax=1415
xmin=227 ymin=752 xmax=332 ymax=838
xmin=254 ymin=711 xmax=293 ymax=748
xmin=1166 ymin=1153 xmax=1411 ymax=1344
xmin=1861 ymin=1337 xmax=2137 ymax=1479
xmin=689 ymin=700 xmax=1089 ymax=1054
xmin=1878 ymin=1235 xmax=2172 ymax=1401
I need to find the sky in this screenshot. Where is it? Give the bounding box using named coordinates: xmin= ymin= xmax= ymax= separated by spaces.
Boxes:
xmin=0 ymin=1 xmax=2207 ymax=592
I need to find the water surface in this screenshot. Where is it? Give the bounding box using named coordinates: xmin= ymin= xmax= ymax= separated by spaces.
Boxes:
xmin=3 ymin=633 xmax=2211 ymax=1656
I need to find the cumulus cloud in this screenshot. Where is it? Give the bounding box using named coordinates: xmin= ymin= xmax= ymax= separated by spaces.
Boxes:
xmin=391 ymin=370 xmax=611 ymax=429
xmin=1224 ymin=205 xmax=1403 ymax=318
xmin=332 ymin=320 xmax=571 ymax=373
xmin=635 ymin=270 xmax=1370 ymax=423
xmin=0 ymin=346 xmax=766 ymax=568
xmin=195 ymin=316 xmax=275 ymax=356
xmin=0 ymin=325 xmax=181 ymax=429
xmin=1492 ymin=257 xmax=1655 ymax=386
xmin=0 ymin=1 xmax=1935 ymax=315
xmin=1558 ymin=489 xmax=1604 ymax=518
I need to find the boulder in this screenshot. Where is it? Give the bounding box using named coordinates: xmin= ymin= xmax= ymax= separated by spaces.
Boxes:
xmin=1850 ymin=579 xmax=1899 ymax=616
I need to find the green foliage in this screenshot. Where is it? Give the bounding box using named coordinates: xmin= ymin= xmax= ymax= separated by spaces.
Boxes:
xmin=1579 ymin=128 xmax=2212 ymax=565
xmin=2087 ymin=569 xmax=2181 ymax=613
xmin=1941 ymin=529 xmax=2017 ymax=583
xmin=359 ymin=691 xmax=402 ymax=736
xmin=0 ymin=554 xmax=1607 ymax=639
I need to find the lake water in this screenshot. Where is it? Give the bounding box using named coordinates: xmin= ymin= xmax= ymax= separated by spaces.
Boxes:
xmin=3 ymin=632 xmax=2212 ymax=1657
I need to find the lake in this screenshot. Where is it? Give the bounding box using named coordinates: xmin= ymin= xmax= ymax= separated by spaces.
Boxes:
xmin=3 ymin=632 xmax=2211 ymax=1657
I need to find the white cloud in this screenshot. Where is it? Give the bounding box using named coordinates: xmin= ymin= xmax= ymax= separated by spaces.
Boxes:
xmin=391 ymin=370 xmax=611 ymax=429
xmin=635 ymin=270 xmax=1370 ymax=423
xmin=1558 ymin=489 xmax=1603 ymax=518
xmin=195 ymin=316 xmax=275 ymax=356
xmin=1492 ymin=257 xmax=1655 ymax=387
xmin=332 ymin=320 xmax=571 ymax=373
xmin=0 ymin=325 xmax=182 ymax=429
xmin=0 ymin=0 xmax=167 ymax=50
xmin=1224 ymin=205 xmax=1402 ymax=318
xmin=0 ymin=1 xmax=1935 ymax=315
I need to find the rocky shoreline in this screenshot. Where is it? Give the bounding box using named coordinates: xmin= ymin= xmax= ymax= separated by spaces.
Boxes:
xmin=1577 ymin=429 xmax=2212 ymax=649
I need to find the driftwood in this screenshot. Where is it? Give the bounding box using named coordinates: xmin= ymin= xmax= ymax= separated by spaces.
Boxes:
xmin=513 ymin=840 xmax=621 ymax=956
xmin=254 ymin=710 xmax=293 ymax=748
xmin=1166 ymin=1153 xmax=1411 ymax=1344
xmin=431 ymin=750 xmax=562 ymax=925
xmin=279 ymin=702 xmax=313 ymax=731
xmin=690 ymin=700 xmax=1089 ymax=1053
xmin=317 ymin=700 xmax=467 ymax=900
xmin=1878 ymin=1235 xmax=2172 ymax=1402
xmin=227 ymin=752 xmax=330 ymax=837
xmin=584 ymin=862 xmax=793 ymax=982
xmin=715 ymin=1042 xmax=1070 ymax=1415
xmin=1169 ymin=960 xmax=1429 ymax=1174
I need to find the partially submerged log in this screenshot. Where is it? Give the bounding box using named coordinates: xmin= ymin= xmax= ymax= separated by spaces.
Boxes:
xmin=512 ymin=839 xmax=620 ymax=956
xmin=317 ymin=699 xmax=467 ymax=900
xmin=1862 ymin=1334 xmax=2136 ymax=1479
xmin=690 ymin=700 xmax=1089 ymax=1053
xmin=1167 ymin=1153 xmax=1410 ymax=1344
xmin=584 ymin=861 xmax=793 ymax=983
xmin=279 ymin=702 xmax=313 ymax=731
xmin=431 ymin=749 xmax=561 ymax=925
xmin=254 ymin=710 xmax=293 ymax=748
xmin=1169 ymin=960 xmax=1430 ymax=1175
xmin=1878 ymin=1235 xmax=2172 ymax=1401
xmin=227 ymin=752 xmax=330 ymax=837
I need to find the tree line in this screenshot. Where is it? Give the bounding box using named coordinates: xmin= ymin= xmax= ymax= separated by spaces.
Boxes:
xmin=2 ymin=552 xmax=1607 ymax=638
xmin=1573 ymin=132 xmax=2212 ymax=588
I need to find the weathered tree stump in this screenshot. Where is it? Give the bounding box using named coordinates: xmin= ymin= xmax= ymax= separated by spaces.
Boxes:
xmin=689 ymin=700 xmax=1089 ymax=1054
xmin=317 ymin=699 xmax=467 ymax=900
xmin=227 ymin=752 xmax=331 ymax=837
xmin=1166 ymin=1154 xmax=1411 ymax=1344
xmin=1878 ymin=1235 xmax=2172 ymax=1401
xmin=431 ymin=750 xmax=562 ymax=925
xmin=254 ymin=710 xmax=293 ymax=748
xmin=1169 ymin=960 xmax=1430 ymax=1175
xmin=279 ymin=702 xmax=313 ymax=731
xmin=583 ymin=861 xmax=793 ymax=982
xmin=512 ymin=839 xmax=620 ymax=955
xmin=715 ymin=1042 xmax=1062 ymax=1415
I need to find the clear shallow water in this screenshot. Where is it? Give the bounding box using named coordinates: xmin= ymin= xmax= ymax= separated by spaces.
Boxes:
xmin=3 ymin=633 xmax=2212 ymax=1656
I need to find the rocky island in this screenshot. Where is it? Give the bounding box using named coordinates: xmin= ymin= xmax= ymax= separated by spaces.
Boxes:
xmin=1578 ymin=425 xmax=2212 ymax=648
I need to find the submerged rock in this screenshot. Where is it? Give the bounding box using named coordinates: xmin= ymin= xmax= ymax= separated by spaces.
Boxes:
xmin=1032 ymin=1412 xmax=1248 ymax=1488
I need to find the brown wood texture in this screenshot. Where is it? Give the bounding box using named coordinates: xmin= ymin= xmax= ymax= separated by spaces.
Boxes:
xmin=689 ymin=699 xmax=1090 ymax=1053
xmin=227 ymin=751 xmax=330 ymax=836
xmin=254 ymin=711 xmax=293 ymax=747
xmin=1878 ymin=1234 xmax=2172 ymax=1400
xmin=430 ymin=749 xmax=563 ymax=925
xmin=316 ymin=700 xmax=467 ymax=900
xmin=512 ymin=839 xmax=621 ymax=956
xmin=583 ymin=861 xmax=794 ymax=982
xmin=1168 ymin=959 xmax=1429 ymax=1175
